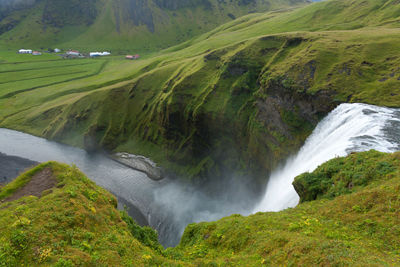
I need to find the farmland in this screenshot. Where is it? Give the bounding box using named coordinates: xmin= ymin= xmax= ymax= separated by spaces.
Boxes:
xmin=0 ymin=50 xmax=152 ymax=129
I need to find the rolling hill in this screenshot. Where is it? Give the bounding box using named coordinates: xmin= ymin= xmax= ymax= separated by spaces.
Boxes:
xmin=0 ymin=0 xmax=309 ymax=52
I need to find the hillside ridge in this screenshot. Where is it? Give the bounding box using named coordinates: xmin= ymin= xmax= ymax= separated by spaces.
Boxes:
xmin=0 ymin=0 xmax=308 ymax=52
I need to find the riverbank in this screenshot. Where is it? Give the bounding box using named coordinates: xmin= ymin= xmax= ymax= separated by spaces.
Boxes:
xmin=0 ymin=152 xmax=38 ymax=185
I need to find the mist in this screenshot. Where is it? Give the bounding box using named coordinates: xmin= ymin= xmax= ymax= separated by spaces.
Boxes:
xmin=149 ymin=173 xmax=258 ymax=247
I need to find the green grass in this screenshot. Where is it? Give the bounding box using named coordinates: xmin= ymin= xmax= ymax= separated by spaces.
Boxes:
xmin=293 ymin=150 xmax=400 ymax=202
xmin=168 ymin=151 xmax=400 ymax=266
xmin=1 ymin=152 xmax=399 ymax=265
xmin=0 ymin=162 xmax=180 ymax=266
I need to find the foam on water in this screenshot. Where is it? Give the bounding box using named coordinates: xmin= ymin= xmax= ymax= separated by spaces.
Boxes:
xmin=253 ymin=103 xmax=400 ymax=212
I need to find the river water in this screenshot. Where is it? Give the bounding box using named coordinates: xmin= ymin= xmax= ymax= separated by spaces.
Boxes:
xmin=1 ymin=103 xmax=400 ymax=246
xmin=0 ymin=128 xmax=253 ymax=247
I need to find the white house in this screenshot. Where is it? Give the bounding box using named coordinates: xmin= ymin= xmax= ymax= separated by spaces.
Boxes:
xmin=66 ymin=50 xmax=80 ymax=56
xmin=18 ymin=49 xmax=32 ymax=54
xmin=89 ymin=52 xmax=101 ymax=57
xmin=90 ymin=51 xmax=111 ymax=57
xmin=54 ymin=48 xmax=61 ymax=53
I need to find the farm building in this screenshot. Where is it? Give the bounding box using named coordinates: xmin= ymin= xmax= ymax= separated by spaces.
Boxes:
xmin=125 ymin=54 xmax=140 ymax=60
xmin=18 ymin=49 xmax=32 ymax=54
xmin=91 ymin=52 xmax=111 ymax=57
xmin=54 ymin=48 xmax=61 ymax=53
xmin=32 ymin=51 xmax=42 ymax=56
xmin=90 ymin=52 xmax=111 ymax=57
xmin=66 ymin=50 xmax=80 ymax=56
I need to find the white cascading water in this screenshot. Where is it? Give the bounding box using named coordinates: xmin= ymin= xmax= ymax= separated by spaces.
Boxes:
xmin=253 ymin=103 xmax=400 ymax=213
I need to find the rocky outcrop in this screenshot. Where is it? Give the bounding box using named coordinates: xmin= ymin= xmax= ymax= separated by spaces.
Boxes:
xmin=42 ymin=0 xmax=98 ymax=27
xmin=111 ymin=152 xmax=163 ymax=180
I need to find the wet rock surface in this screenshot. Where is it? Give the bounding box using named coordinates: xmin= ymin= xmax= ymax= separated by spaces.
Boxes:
xmin=111 ymin=152 xmax=163 ymax=180
xmin=0 ymin=152 xmax=38 ymax=185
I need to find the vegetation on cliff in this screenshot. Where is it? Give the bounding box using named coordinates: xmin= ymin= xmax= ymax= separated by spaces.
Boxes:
xmin=1 ymin=151 xmax=399 ymax=265
xmin=168 ymin=150 xmax=400 ymax=265
xmin=0 ymin=162 xmax=177 ymax=266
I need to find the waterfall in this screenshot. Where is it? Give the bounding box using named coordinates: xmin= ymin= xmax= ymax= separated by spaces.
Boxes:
xmin=253 ymin=103 xmax=400 ymax=213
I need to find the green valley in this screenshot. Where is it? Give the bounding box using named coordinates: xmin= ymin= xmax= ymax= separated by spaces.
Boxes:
xmin=1 ymin=0 xmax=400 ymax=265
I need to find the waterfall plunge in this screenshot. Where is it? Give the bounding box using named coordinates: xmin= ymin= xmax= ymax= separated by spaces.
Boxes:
xmin=253 ymin=103 xmax=400 ymax=213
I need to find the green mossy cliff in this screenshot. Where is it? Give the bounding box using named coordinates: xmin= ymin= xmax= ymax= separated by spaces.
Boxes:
xmin=1 ymin=151 xmax=399 ymax=265
xmin=0 ymin=162 xmax=177 ymax=266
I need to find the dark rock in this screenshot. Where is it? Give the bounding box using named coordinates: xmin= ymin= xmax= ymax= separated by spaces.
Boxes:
xmin=0 ymin=152 xmax=38 ymax=185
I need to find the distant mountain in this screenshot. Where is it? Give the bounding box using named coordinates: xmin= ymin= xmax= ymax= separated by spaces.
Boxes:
xmin=0 ymin=0 xmax=308 ymax=52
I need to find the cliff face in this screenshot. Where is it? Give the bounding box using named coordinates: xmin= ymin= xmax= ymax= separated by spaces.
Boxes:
xmin=41 ymin=0 xmax=98 ymax=27
xmin=28 ymin=27 xmax=399 ymax=194
xmin=35 ymin=34 xmax=339 ymax=193
xmin=0 ymin=0 xmax=36 ymax=34
xmin=0 ymin=0 xmax=307 ymax=51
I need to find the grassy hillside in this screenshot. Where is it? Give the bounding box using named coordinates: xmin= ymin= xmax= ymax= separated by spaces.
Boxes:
xmin=170 ymin=150 xmax=400 ymax=265
xmin=1 ymin=152 xmax=399 ymax=265
xmin=0 ymin=162 xmax=179 ymax=266
xmin=0 ymin=0 xmax=308 ymax=52
xmin=0 ymin=0 xmax=400 ymax=189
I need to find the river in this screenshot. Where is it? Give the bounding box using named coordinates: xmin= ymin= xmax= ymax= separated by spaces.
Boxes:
xmin=0 ymin=128 xmax=253 ymax=247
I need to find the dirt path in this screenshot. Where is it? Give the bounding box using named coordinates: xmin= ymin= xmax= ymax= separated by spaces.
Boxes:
xmin=4 ymin=168 xmax=57 ymax=202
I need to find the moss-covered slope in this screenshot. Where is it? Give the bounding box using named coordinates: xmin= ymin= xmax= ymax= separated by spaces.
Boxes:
xmin=171 ymin=150 xmax=400 ymax=265
xmin=0 ymin=162 xmax=178 ymax=266
xmin=1 ymin=151 xmax=399 ymax=265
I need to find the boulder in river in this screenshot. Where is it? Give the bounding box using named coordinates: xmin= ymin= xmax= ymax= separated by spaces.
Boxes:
xmin=111 ymin=152 xmax=164 ymax=180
